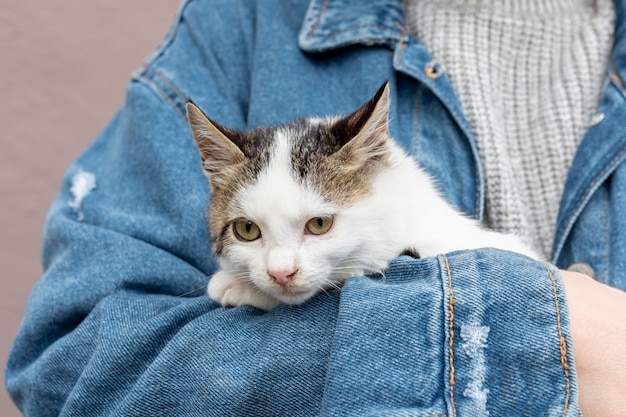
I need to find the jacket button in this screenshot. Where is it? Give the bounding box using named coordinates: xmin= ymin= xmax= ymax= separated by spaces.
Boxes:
xmin=424 ymin=59 xmax=444 ymax=79
xmin=567 ymin=262 xmax=596 ymax=279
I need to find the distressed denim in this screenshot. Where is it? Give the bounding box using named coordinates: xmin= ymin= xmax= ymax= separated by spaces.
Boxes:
xmin=6 ymin=0 xmax=626 ymax=415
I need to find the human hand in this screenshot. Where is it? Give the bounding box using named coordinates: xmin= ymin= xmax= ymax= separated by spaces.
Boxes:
xmin=560 ymin=269 xmax=626 ymax=417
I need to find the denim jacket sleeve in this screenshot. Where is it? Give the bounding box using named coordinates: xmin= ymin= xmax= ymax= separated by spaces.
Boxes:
xmin=6 ymin=0 xmax=581 ymax=416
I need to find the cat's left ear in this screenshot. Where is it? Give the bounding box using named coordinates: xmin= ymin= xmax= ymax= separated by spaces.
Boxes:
xmin=331 ymin=82 xmax=391 ymax=166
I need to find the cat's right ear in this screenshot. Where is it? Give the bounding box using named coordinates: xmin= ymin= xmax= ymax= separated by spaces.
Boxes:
xmin=331 ymin=82 xmax=391 ymax=168
xmin=186 ymin=102 xmax=246 ymax=189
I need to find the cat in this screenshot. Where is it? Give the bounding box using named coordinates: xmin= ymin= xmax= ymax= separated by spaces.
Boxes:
xmin=186 ymin=83 xmax=537 ymax=311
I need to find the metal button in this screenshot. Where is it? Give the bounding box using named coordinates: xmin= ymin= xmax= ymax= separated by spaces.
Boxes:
xmin=424 ymin=59 xmax=443 ymax=79
xmin=567 ymin=262 xmax=596 ymax=279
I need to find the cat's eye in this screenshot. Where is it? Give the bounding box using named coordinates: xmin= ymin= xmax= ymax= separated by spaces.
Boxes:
xmin=305 ymin=216 xmax=334 ymax=235
xmin=232 ymin=219 xmax=261 ymax=241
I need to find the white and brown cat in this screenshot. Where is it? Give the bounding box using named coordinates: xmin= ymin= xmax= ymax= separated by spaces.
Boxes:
xmin=186 ymin=83 xmax=537 ymax=311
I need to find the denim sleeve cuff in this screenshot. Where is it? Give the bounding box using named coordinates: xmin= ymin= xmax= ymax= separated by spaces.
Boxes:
xmin=320 ymin=248 xmax=580 ymax=417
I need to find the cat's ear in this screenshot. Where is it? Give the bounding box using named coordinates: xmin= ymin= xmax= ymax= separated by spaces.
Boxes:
xmin=331 ymin=82 xmax=390 ymax=167
xmin=186 ymin=101 xmax=246 ymax=189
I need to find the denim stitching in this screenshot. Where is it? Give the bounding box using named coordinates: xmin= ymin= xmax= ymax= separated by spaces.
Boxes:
xmin=475 ymin=173 xmax=481 ymax=220
xmin=555 ymin=145 xmax=626 ymax=257
xmin=394 ymin=20 xmax=406 ymax=34
xmin=395 ymin=39 xmax=408 ymax=65
xmin=307 ymin=24 xmax=394 ymax=40
xmin=609 ymin=62 xmax=625 ymax=91
xmin=307 ymin=0 xmax=329 ymax=37
xmin=305 ymin=0 xmax=398 ymax=41
xmin=542 ymin=262 xmax=571 ymax=417
xmin=393 ymin=21 xmax=409 ymax=72
xmin=602 ymin=185 xmax=609 ymax=283
xmin=137 ymin=74 xmax=186 ymax=121
xmin=442 ymin=254 xmax=458 ymax=417
xmin=140 ymin=65 xmax=186 ymax=112
xmin=610 ymin=71 xmax=625 ymax=89
xmin=143 ymin=63 xmax=188 ymax=105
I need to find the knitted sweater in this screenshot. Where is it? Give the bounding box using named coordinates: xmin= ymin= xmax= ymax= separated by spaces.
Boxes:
xmin=403 ymin=0 xmax=615 ymax=258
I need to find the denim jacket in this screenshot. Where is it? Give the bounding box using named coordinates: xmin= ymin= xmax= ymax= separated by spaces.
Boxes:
xmin=7 ymin=0 xmax=626 ymax=415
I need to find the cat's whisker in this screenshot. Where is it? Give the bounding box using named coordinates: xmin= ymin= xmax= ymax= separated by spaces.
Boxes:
xmin=228 ymin=272 xmax=252 ymax=282
xmin=317 ymin=280 xmax=342 ymax=296
xmin=331 ymin=266 xmax=364 ymax=272
xmin=175 ymin=284 xmax=208 ymax=298
xmin=317 ymin=286 xmax=331 ymax=296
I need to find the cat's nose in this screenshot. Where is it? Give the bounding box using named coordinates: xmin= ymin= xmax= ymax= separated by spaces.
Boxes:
xmin=268 ymin=268 xmax=299 ymax=286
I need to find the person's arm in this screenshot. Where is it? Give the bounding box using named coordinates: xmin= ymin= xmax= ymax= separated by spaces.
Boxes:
xmin=561 ymin=270 xmax=626 ymax=417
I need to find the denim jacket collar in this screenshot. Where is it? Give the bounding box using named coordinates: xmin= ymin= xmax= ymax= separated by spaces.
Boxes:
xmin=300 ymin=0 xmax=626 ymax=84
xmin=298 ymin=0 xmax=406 ymax=53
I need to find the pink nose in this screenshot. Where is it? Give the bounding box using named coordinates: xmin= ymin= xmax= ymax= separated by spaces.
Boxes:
xmin=269 ymin=268 xmax=298 ymax=286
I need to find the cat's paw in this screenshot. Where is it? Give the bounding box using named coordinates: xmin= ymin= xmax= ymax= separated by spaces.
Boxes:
xmin=207 ymin=270 xmax=280 ymax=311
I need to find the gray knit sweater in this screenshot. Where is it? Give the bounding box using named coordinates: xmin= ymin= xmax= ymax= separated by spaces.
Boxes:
xmin=403 ymin=0 xmax=615 ymax=258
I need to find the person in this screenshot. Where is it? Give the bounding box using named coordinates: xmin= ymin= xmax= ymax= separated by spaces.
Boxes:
xmin=6 ymin=0 xmax=626 ymax=415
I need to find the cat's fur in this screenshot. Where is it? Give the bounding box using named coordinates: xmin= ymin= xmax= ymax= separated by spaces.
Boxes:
xmin=187 ymin=83 xmax=537 ymax=311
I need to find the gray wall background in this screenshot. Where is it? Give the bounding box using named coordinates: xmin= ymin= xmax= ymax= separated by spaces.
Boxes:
xmin=1 ymin=2 xmax=181 ymax=414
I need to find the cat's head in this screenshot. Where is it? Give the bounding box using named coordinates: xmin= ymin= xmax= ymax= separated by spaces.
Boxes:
xmin=187 ymin=83 xmax=393 ymax=305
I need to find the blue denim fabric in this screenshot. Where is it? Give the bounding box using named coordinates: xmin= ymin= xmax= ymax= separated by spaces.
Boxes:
xmin=6 ymin=0 xmax=626 ymax=415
